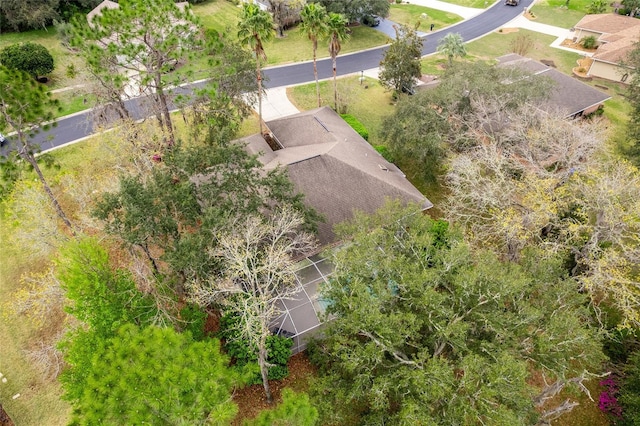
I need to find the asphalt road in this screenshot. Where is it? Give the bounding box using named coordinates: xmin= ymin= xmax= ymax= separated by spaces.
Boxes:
xmin=20 ymin=0 xmax=533 ymax=152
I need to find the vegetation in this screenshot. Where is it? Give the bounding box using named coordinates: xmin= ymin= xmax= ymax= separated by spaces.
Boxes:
xmin=341 ymin=113 xmax=369 ymax=140
xmin=0 ymin=42 xmax=54 ymax=78
xmin=311 ymin=0 xmax=390 ymax=22
xmin=310 ymin=202 xmax=605 ymax=424
xmin=388 ymin=3 xmax=463 ymax=30
xmin=238 ymin=2 xmax=275 ymax=134
xmin=437 ymin=32 xmax=467 ymax=65
xmin=326 ymin=12 xmax=350 ymax=111
xmin=530 ymin=0 xmax=604 ymax=28
xmin=379 ymin=24 xmax=423 ymax=94
xmin=300 ymin=3 xmax=329 ymax=107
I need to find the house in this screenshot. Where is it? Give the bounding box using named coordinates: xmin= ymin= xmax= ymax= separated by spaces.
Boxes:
xmin=573 ymin=14 xmax=640 ymax=82
xmin=497 ymin=54 xmax=611 ymax=118
xmin=242 ymin=106 xmax=432 ymax=246
xmin=238 ymin=107 xmax=432 ymax=352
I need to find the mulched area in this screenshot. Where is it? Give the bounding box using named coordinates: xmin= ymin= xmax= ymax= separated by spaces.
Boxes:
xmin=0 ymin=405 xmax=14 ymax=426
xmin=231 ymin=352 xmax=318 ymax=425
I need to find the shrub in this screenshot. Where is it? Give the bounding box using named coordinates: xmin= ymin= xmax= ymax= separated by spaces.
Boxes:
xmin=218 ymin=313 xmax=292 ymax=383
xmin=581 ymin=36 xmax=598 ymax=50
xmin=0 ymin=42 xmax=54 ymax=78
xmin=340 ymin=114 xmax=369 ymax=140
xmin=179 ymin=304 xmax=208 ymax=341
xmin=374 ymin=145 xmax=394 ymax=162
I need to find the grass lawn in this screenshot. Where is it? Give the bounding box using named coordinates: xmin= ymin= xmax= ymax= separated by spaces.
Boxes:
xmin=288 ymin=76 xmax=395 ymax=146
xmin=435 ymin=0 xmax=489 ymax=9
xmin=389 ymin=3 xmax=463 ymax=30
xmin=465 ymin=29 xmax=582 ymax=74
xmin=529 ymin=0 xmax=614 ymax=27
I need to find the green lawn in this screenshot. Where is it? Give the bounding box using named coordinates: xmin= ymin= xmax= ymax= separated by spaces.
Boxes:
xmin=466 ymin=29 xmax=581 ymax=74
xmin=528 ymin=0 xmax=614 ymax=27
xmin=433 ymin=0 xmax=489 ymax=9
xmin=389 ymin=3 xmax=463 ymax=31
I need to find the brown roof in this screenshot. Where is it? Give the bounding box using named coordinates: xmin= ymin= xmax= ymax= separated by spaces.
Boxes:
xmin=242 ymin=107 xmax=432 ymax=245
xmin=497 ymin=54 xmax=611 ymax=117
xmin=573 ymin=14 xmax=640 ymax=66
xmin=574 ymin=13 xmax=640 ymax=34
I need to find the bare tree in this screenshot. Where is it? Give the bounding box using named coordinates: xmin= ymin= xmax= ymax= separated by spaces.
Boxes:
xmin=188 ymin=207 xmax=316 ymax=404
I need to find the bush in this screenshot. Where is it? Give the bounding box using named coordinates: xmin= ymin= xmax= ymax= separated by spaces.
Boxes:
xmin=0 ymin=42 xmax=54 ymax=78
xmin=374 ymin=145 xmax=394 ymax=162
xmin=179 ymin=304 xmax=208 ymax=341
xmin=218 ymin=313 xmax=292 ymax=383
xmin=340 ymin=114 xmax=369 ymax=141
xmin=581 ymin=36 xmax=598 ymax=50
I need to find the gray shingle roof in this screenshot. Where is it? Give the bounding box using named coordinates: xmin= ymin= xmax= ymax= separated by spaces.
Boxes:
xmin=241 ymin=107 xmax=432 ymax=246
xmin=497 ymin=54 xmax=611 ymax=117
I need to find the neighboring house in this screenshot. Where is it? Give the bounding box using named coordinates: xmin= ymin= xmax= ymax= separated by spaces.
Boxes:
xmin=573 ymin=14 xmax=640 ymax=82
xmin=498 ymin=54 xmax=611 ymax=118
xmin=238 ymin=107 xmax=432 ymax=352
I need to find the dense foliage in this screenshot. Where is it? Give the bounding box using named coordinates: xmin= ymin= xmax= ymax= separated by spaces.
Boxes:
xmin=310 ymin=202 xmax=605 ymax=425
xmin=246 ymin=389 xmax=319 ymax=426
xmin=0 ymin=0 xmax=100 ymax=31
xmin=65 ymin=325 xmax=240 ymax=425
xmin=311 ymin=0 xmax=389 ymax=22
xmin=340 ymin=113 xmax=369 ymax=140
xmin=219 ymin=313 xmax=293 ymax=383
xmin=0 ymin=42 xmax=54 ymax=78
xmin=379 ymin=24 xmax=423 ymax=94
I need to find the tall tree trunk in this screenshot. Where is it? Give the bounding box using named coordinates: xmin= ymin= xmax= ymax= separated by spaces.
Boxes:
xmin=332 ymin=55 xmax=338 ymax=111
xmin=257 ymin=57 xmax=264 ymax=135
xmin=313 ymin=39 xmax=320 ymax=107
xmin=21 ymin=151 xmax=74 ymax=234
xmin=257 ymin=333 xmax=273 ymax=404
xmin=155 ymin=76 xmax=175 ymax=146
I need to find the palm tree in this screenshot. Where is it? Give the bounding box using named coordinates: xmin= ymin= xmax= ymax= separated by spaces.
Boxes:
xmin=237 ymin=3 xmax=274 ymax=134
xmin=300 ymin=3 xmax=328 ymax=108
xmin=437 ymin=32 xmax=467 ymax=66
xmin=327 ymin=12 xmax=349 ymax=111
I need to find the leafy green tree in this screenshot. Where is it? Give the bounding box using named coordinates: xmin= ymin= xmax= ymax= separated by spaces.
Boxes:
xmin=71 ymin=0 xmax=202 ymax=145
xmin=312 ymin=0 xmax=389 ymax=23
xmin=437 ymin=32 xmax=467 ymax=65
xmin=245 ymin=389 xmax=318 ymax=426
xmin=57 ymin=238 xmax=159 ymax=337
xmin=0 ymin=0 xmax=59 ymax=31
xmin=94 ymin=143 xmax=319 ymax=300
xmin=310 ymin=202 xmax=605 ymax=425
xmin=300 ymin=3 xmax=329 ymax=108
xmin=379 ymin=24 xmax=422 ymax=94
xmin=185 ymin=30 xmax=259 ymax=146
xmin=618 ymin=350 xmax=640 ymax=425
xmin=57 ymin=238 xmax=160 ymax=402
xmin=0 ymin=42 xmax=54 ymax=78
xmin=0 ymin=66 xmax=73 ymax=231
xmin=63 ymin=324 xmax=241 ymax=425
xmin=238 ymin=2 xmax=275 ymax=134
xmin=327 ymin=12 xmax=350 ymax=111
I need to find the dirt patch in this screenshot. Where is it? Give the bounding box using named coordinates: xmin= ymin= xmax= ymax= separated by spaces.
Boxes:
xmin=573 ymin=57 xmax=594 ymax=78
xmin=0 ymin=405 xmax=14 ymax=426
xmin=231 ymin=352 xmax=317 ymax=425
xmin=498 ymin=27 xmax=519 ymax=34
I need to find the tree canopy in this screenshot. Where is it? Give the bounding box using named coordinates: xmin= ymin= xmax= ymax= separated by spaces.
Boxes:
xmin=64 ymin=324 xmax=241 ymax=425
xmin=311 ymin=0 xmax=389 ymax=22
xmin=379 ymin=24 xmax=423 ymax=94
xmin=310 ymin=202 xmax=605 ymax=425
